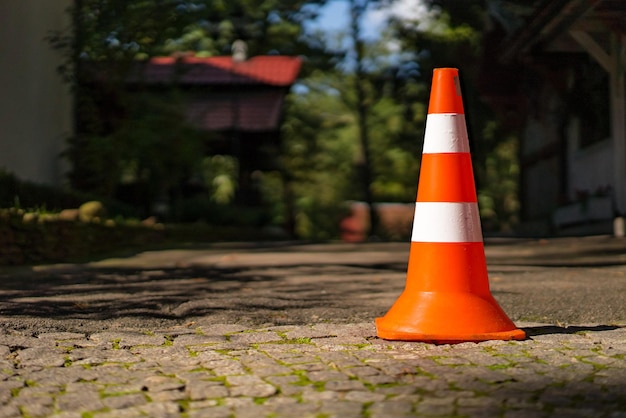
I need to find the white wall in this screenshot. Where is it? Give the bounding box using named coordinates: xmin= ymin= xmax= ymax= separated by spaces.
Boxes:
xmin=566 ymin=118 xmax=613 ymax=200
xmin=0 ymin=1 xmax=73 ymax=186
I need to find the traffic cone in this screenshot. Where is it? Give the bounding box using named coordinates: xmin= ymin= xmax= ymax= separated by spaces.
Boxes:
xmin=376 ymin=68 xmax=525 ymax=343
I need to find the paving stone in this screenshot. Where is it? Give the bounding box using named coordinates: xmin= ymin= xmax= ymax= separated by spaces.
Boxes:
xmin=262 ymin=343 xmax=321 ymax=354
xmin=186 ymin=380 xmax=229 ymax=400
xmin=264 ymin=375 xmax=303 ymax=396
xmin=141 ymin=375 xmax=185 ymax=392
xmin=325 ymin=379 xmax=366 ymax=391
xmin=264 ymin=395 xmax=299 ymax=406
xmin=272 ymin=402 xmax=321 ymax=417
xmin=231 ymin=403 xmax=275 ymax=418
xmin=136 ymin=401 xmax=181 ymax=417
xmin=89 ymin=405 xmax=145 ymax=418
xmin=318 ymin=400 xmax=364 ymax=418
xmin=15 ymin=347 xmax=67 ymax=367
xmin=0 ymin=379 xmax=26 ymax=392
xmin=37 ymin=332 xmax=86 ymax=341
xmin=457 ymin=406 xmax=505 ymax=418
xmin=358 ymin=373 xmax=398 ymax=385
xmin=30 ymin=366 xmax=98 ymax=386
xmin=250 ymin=363 xmax=293 ymax=377
xmin=342 ymin=365 xmax=381 ymax=377
xmin=373 ymin=385 xmax=418 ymax=398
xmin=368 ymin=400 xmax=415 ymax=417
xmin=93 ymin=349 xmax=139 ymax=364
xmin=149 ymin=388 xmax=188 ymax=402
xmin=223 ymin=396 xmax=256 ymax=407
xmin=226 ymin=374 xmax=277 ymax=397
xmin=196 ymin=324 xmax=248 ymax=335
xmin=284 ymin=327 xmax=340 ymax=340
xmin=0 ymin=334 xmax=45 ymax=349
xmin=203 ymin=359 xmax=246 ymax=375
xmin=228 ymin=331 xmax=283 ymax=344
xmin=307 ymin=370 xmax=349 ymax=382
xmin=15 ymin=385 xmax=59 ymax=399
xmin=263 ymin=352 xmax=318 ymax=363
xmin=172 ymin=333 xmax=227 ymax=346
xmin=301 ymin=389 xmax=340 ymax=402
xmin=187 ymin=405 xmax=231 ymax=418
xmin=0 ymin=405 xmax=20 ymax=417
xmin=503 ymin=409 xmax=549 ymax=418
xmin=2 ymin=241 xmax=626 ymax=418
xmin=343 ymin=390 xmax=386 ymax=402
xmin=188 ymin=399 xmax=220 ymax=408
xmin=19 ymin=402 xmax=56 ymax=418
xmin=56 ymin=390 xmax=103 ymax=412
xmin=2 ymin=319 xmax=623 ymax=417
xmin=414 ymin=400 xmax=456 ymax=416
xmin=192 ymin=349 xmax=229 ymax=361
xmin=102 ymin=393 xmax=147 ymax=409
xmin=69 ymin=353 xmax=117 ymax=367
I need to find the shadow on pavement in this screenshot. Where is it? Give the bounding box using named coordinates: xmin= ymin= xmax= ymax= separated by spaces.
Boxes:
xmin=486 ymin=236 xmax=626 ymax=267
xmin=523 ymin=324 xmax=623 ymax=337
xmin=0 ymin=262 xmax=403 ymax=332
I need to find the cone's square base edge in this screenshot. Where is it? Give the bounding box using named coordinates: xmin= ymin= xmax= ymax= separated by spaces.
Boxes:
xmin=375 ymin=317 xmax=526 ymax=343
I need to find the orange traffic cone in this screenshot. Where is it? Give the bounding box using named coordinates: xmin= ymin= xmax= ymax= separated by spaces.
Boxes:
xmin=376 ymin=68 xmax=525 ymax=343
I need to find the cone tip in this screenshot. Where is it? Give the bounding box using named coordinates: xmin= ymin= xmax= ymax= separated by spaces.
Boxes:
xmin=428 ymin=67 xmax=464 ymax=115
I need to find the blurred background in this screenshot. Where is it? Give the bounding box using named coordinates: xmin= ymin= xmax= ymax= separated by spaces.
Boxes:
xmin=1 ymin=0 xmax=624 ymax=243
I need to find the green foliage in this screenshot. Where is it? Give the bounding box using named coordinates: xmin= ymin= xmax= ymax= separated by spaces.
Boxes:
xmin=65 ymin=90 xmax=205 ymax=219
xmin=0 ymin=169 xmax=136 ymax=217
xmin=0 ymin=208 xmax=161 ymax=265
xmin=64 ymin=134 xmax=121 ymax=198
xmin=280 ymin=64 xmax=425 ymax=238
xmin=0 ymin=169 xmax=82 ymax=211
xmin=49 ymin=0 xmax=523 ymax=237
xmin=281 ymin=72 xmax=357 ymax=238
xmin=386 ymin=0 xmax=521 ymax=232
xmin=477 ymin=122 xmax=519 ymax=232
xmin=50 ymin=0 xmax=338 ymax=228
xmin=48 ymin=0 xmax=333 ymax=84
xmin=202 ymin=155 xmax=238 ymax=204
xmin=115 ymin=92 xmax=205 ymax=199
xmin=368 ymin=97 xmax=420 ymax=202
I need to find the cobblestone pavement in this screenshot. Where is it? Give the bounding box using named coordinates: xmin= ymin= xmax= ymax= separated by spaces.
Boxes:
xmin=0 ymin=236 xmax=625 ymax=417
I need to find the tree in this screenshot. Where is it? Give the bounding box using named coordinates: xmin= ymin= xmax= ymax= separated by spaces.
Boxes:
xmin=50 ymin=0 xmax=333 ymax=84
xmin=49 ymin=0 xmax=518 ymax=234
xmin=300 ymin=0 xmax=426 ymax=238
xmin=281 ymin=70 xmax=357 ymax=239
xmin=277 ymin=0 xmax=431 ymax=239
xmin=49 ymin=0 xmax=334 ymax=220
xmin=349 ymin=0 xmax=378 ymax=237
xmin=386 ymin=0 xmax=520 ymax=231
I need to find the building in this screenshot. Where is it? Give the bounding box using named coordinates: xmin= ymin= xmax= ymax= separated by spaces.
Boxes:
xmin=481 ymin=0 xmax=625 ymax=235
xmin=0 ymin=1 xmax=73 ymax=186
xmin=81 ymin=54 xmax=302 ymax=207
xmin=136 ymin=54 xmax=301 ymax=202
xmin=0 ymin=2 xmax=300 ymax=210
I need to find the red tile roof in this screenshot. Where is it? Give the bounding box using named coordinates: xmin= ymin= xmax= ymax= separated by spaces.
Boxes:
xmin=142 ymin=55 xmax=302 ymax=86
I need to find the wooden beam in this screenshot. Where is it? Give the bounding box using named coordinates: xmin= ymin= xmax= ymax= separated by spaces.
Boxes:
xmin=610 ymin=33 xmax=626 ymax=227
xmin=568 ymin=30 xmax=612 ymax=72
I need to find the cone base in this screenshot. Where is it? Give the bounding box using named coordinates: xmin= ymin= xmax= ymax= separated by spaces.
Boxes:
xmin=376 ymin=291 xmax=526 ymax=343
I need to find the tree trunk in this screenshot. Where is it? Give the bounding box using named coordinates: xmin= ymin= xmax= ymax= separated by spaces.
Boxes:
xmin=350 ymin=0 xmax=378 ymax=238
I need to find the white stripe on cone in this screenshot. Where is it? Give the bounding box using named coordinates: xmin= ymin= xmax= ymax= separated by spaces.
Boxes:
xmin=422 ymin=114 xmax=470 ymax=154
xmin=412 ymin=202 xmax=483 ymax=243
